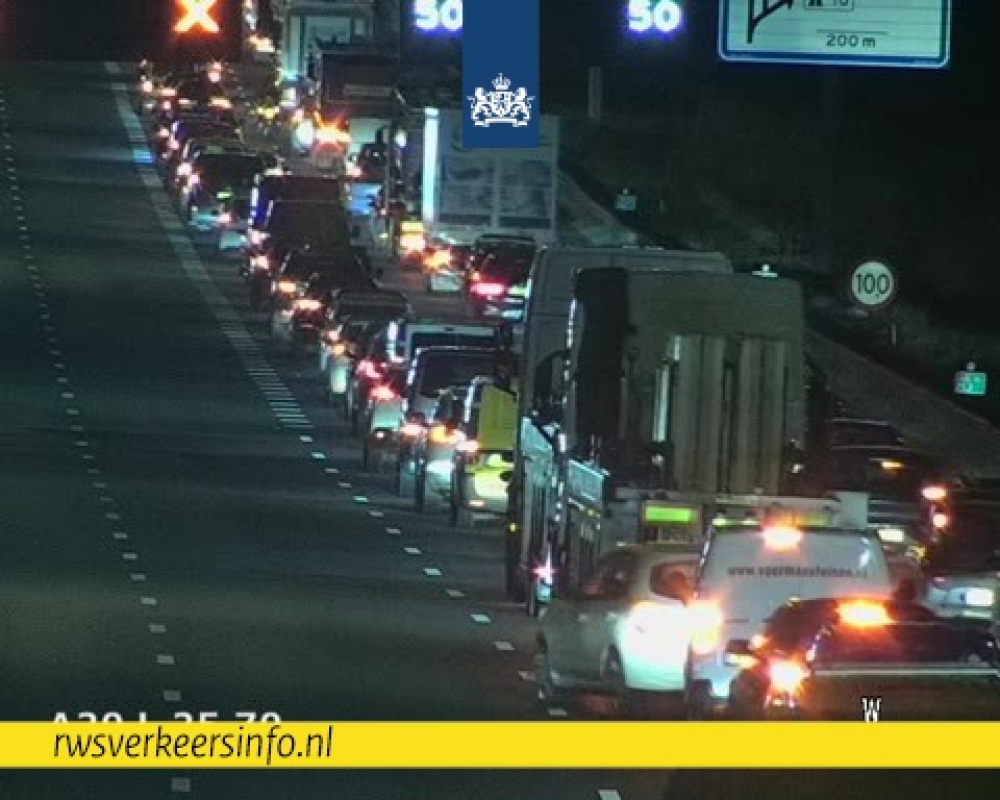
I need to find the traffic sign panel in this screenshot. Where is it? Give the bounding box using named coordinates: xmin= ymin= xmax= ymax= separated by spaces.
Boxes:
xmin=955 ymin=370 xmax=988 ymax=397
xmin=719 ymin=0 xmax=951 ymax=68
xmin=848 ymin=260 xmax=897 ymax=312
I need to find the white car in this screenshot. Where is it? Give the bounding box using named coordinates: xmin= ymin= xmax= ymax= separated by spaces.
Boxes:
xmin=535 ymin=542 xmax=700 ymax=715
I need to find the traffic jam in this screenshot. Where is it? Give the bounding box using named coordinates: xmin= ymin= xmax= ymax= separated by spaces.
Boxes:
xmin=132 ymin=53 xmax=1000 ymax=723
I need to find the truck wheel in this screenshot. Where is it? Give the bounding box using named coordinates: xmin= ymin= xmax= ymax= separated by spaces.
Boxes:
xmin=414 ymin=465 xmax=426 ymax=511
xmin=505 ymin=535 xmax=526 ymax=603
xmin=534 ymin=642 xmax=569 ymax=710
xmin=603 ymin=651 xmax=634 ymax=719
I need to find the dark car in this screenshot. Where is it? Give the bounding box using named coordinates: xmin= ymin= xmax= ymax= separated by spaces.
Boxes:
xmin=727 ymin=596 xmax=1000 ymax=720
xmin=248 ymin=200 xmax=351 ymax=275
xmin=467 ymin=248 xmax=533 ymax=320
xmin=800 ymin=444 xmax=946 ymax=554
xmin=921 ymin=506 xmax=1000 ymax=628
xmin=249 ymin=175 xmax=346 ymax=229
xmin=178 ymin=153 xmax=264 ymax=231
xmin=464 ymin=234 xmax=536 ymax=290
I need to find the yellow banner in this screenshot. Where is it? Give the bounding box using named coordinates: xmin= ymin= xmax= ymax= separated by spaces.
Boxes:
xmin=5 ymin=722 xmax=999 ymax=768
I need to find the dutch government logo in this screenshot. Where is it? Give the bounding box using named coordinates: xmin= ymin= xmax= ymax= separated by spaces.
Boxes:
xmin=468 ymin=74 xmax=533 ymax=128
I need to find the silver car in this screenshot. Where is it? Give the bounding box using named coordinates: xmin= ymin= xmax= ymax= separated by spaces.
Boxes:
xmin=535 ymin=542 xmax=700 ymax=715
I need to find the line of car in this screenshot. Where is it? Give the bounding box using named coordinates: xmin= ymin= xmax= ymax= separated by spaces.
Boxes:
xmin=136 ymin=60 xmax=1000 ymax=723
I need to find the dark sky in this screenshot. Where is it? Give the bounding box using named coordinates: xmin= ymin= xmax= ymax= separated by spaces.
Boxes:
xmin=0 ymin=1 xmax=991 ymax=155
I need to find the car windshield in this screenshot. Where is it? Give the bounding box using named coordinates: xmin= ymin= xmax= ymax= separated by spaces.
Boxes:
xmin=421 ymin=353 xmax=499 ymax=397
xmin=480 ymin=255 xmax=532 ymax=285
xmin=925 ymin=517 xmax=1000 ymax=571
xmin=409 ymin=331 xmax=496 ymax=356
xmin=198 ymin=156 xmax=263 ymax=185
xmin=267 ymin=204 xmax=345 ymax=240
xmin=824 ymin=449 xmax=936 ymax=499
xmin=829 ymin=422 xmax=901 ymax=447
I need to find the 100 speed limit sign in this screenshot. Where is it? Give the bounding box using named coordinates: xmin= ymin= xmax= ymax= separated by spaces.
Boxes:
xmin=848 ymin=260 xmax=898 ymax=312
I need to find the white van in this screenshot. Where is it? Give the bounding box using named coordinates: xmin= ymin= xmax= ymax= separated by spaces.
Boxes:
xmin=686 ymin=524 xmax=892 ymax=717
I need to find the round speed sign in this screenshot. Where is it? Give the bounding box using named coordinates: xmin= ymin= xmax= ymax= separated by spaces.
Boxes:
xmin=848 ymin=260 xmax=898 ymax=312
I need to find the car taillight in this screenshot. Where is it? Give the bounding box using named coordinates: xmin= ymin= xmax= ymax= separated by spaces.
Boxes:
xmin=251 ymin=255 xmax=269 ymax=271
xmin=429 ymin=425 xmax=457 ymax=445
xmin=687 ymin=601 xmax=723 ymax=655
xmin=218 ymin=212 xmax=232 ymax=225
xmin=176 ymin=163 xmax=192 ymax=177
xmin=156 ymin=127 xmax=169 ymax=139
xmin=277 ymin=280 xmax=298 ymax=295
xmin=249 ymin=230 xmax=265 ymax=246
xmin=932 ymin=511 xmax=949 ymax=529
xmin=331 ymin=343 xmax=347 ymax=356
xmin=401 ymin=422 xmax=424 ymax=438
xmin=294 ymin=298 xmax=322 ymax=312
xmin=768 ymin=659 xmax=809 ymax=696
xmin=187 ymin=173 xmax=200 ymax=186
xmin=141 ymin=79 xmax=153 ymax=93
xmin=358 ymin=360 xmax=382 ymax=380
xmin=471 ymin=282 xmax=505 ymax=297
xmin=922 ymin=484 xmax=947 ymax=502
xmin=371 ymin=385 xmax=397 ymax=402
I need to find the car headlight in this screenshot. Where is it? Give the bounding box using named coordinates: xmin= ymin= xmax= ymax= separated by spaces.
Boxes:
xmin=966 ymin=588 xmax=995 ymax=608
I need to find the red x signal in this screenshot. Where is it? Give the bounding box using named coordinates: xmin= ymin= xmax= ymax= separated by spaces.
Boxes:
xmin=174 ymin=0 xmax=221 ymax=34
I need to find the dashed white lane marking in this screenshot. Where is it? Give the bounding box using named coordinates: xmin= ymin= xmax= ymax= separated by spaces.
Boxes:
xmin=61 ymin=391 xmax=75 ymax=399
xmin=130 ymin=573 xmax=147 ymax=582
xmin=163 ymin=690 xmax=182 ymax=703
xmin=105 ymin=511 xmax=121 ymax=521
xmin=149 ymin=623 xmax=167 ymax=634
xmin=324 ymin=467 xmax=339 ymax=475
xmin=423 ymin=567 xmax=443 ymax=577
xmin=547 ymin=707 xmax=569 ymax=718
xmin=66 ymin=408 xmax=80 ymax=416
xmin=338 ymin=481 xmax=352 ymax=489
xmin=446 ymin=589 xmax=465 ymax=598
xmin=113 ymin=532 xmax=128 ymax=541
xmin=403 ymin=546 xmax=422 ymax=555
xmin=597 ymin=791 xmax=624 ymax=800
xmin=87 ymin=467 xmax=101 ymax=476
xmin=92 ymin=482 xmax=108 ymax=489
xmin=385 ymin=526 xmax=401 ymax=535
xmin=518 ymin=670 xmax=536 ymax=682
xmin=310 ymin=451 xmax=326 ymax=461
xmin=70 ymin=424 xmax=84 ymax=432
xmin=494 ymin=641 xmax=515 ymax=652
xmin=353 ymin=495 xmax=369 ymax=504
xmin=471 ymin=613 xmax=492 ymax=624
xmin=170 ymin=777 xmax=192 ymax=793
xmin=368 ymin=510 xmax=385 ymax=518
xmin=156 ymin=654 xmax=176 ymax=666
xmin=298 ymin=435 xmax=313 ymax=443
xmin=140 ymin=597 xmax=158 ymax=607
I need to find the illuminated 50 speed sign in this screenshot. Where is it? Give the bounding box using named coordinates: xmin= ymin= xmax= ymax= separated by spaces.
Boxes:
xmin=848 ymin=260 xmax=897 ymax=312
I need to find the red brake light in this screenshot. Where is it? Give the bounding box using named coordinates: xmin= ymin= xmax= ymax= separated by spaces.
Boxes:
xmin=358 ymin=360 xmax=382 ymax=380
xmin=471 ymin=282 xmax=505 ymax=297
xmin=371 ymin=385 xmax=397 ymax=402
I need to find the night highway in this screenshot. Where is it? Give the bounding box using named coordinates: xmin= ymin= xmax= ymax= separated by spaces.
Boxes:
xmin=2 ymin=0 xmax=1000 ymax=797
xmin=0 ymin=60 xmax=669 ymax=799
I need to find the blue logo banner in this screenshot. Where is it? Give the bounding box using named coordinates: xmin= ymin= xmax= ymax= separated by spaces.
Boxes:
xmin=462 ymin=0 xmax=539 ymax=148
